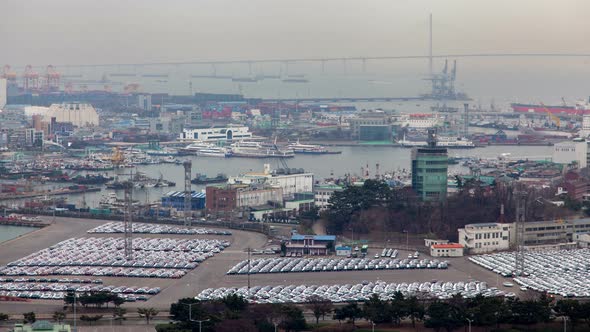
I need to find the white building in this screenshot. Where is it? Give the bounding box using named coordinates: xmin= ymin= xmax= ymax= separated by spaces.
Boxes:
xmin=458 ymin=222 xmax=514 ymax=254
xmin=138 ymin=94 xmax=152 ymax=111
xmin=0 ymin=78 xmax=6 ymax=109
xmin=230 ymin=164 xmax=314 ymax=199
xmin=180 ymin=126 xmax=252 ymax=142
xmin=314 ymin=185 xmax=344 ymax=211
xmin=580 ymin=114 xmax=590 ymax=138
xmin=553 ymin=139 xmax=587 ymax=168
xmin=25 ymin=103 xmax=99 ymax=127
xmin=430 ymin=243 xmax=464 ymax=257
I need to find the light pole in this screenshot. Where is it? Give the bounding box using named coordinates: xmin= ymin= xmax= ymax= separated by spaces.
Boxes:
xmin=403 ymin=230 xmax=409 ymax=250
xmin=466 ymin=318 xmax=472 ymax=332
xmin=371 ymin=321 xmax=376 ymax=332
xmin=72 ymin=291 xmax=77 ymax=332
xmin=563 ymin=316 xmax=568 ymax=332
xmin=185 ymin=303 xmax=210 ymax=332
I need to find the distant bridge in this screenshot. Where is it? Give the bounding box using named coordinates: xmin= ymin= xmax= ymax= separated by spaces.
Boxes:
xmin=18 ymin=52 xmax=590 ymax=69
xmin=263 ymin=96 xmax=428 ymax=103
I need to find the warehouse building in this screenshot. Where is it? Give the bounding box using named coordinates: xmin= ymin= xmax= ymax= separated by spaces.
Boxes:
xmin=161 ymin=191 xmax=206 ymax=210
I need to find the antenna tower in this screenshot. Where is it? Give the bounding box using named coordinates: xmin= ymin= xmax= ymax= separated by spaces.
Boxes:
xmin=183 ymin=161 xmax=192 ymax=226
xmin=514 ymin=191 xmax=527 ymax=276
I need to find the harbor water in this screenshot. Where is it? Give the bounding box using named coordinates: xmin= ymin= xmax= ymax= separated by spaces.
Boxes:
xmin=7 ymin=144 xmax=552 ymax=209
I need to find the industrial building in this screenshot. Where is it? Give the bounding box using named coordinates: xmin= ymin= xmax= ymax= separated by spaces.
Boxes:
xmin=138 ymin=94 xmax=152 ymax=111
xmin=458 ymin=222 xmax=513 ymax=254
xmin=180 ymin=126 xmax=252 ymax=141
xmin=229 ymin=164 xmax=314 ymax=199
xmin=161 ymin=191 xmax=206 ymax=210
xmin=0 ymin=78 xmax=6 ymax=109
xmin=348 ymin=110 xmax=391 ymax=141
xmin=205 ymin=183 xmax=283 ymax=214
xmin=411 ymin=130 xmax=448 ymax=201
xmin=553 ymin=139 xmax=587 ymax=168
xmin=24 ymin=103 xmax=99 ymax=127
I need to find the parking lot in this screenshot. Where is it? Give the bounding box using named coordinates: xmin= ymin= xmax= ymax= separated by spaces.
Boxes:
xmin=0 ymin=216 xmax=521 ymax=313
xmin=197 ymin=280 xmax=509 ymax=304
xmin=470 ymin=249 xmax=590 ymax=297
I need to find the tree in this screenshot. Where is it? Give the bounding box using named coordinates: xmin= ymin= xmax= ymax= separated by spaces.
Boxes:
xmin=23 ymin=312 xmax=36 ymax=324
xmin=215 ymin=318 xmax=258 ymax=332
xmin=404 ymin=296 xmax=425 ymax=328
xmin=389 ymin=291 xmax=407 ymax=325
xmin=79 ymin=315 xmax=102 ymax=325
xmin=113 ymin=296 xmax=125 ymax=307
xmin=337 ymin=302 xmax=363 ymax=326
xmin=113 ymin=307 xmax=127 ymax=325
xmin=221 ymin=294 xmax=248 ymax=313
xmin=52 ymin=311 xmax=66 ymax=324
xmin=138 ymin=308 xmax=159 ymax=324
xmin=362 ymin=294 xmax=390 ymax=324
xmin=555 ymin=299 xmax=582 ymax=331
xmin=425 ymin=301 xmax=465 ymax=332
xmin=276 ymin=304 xmax=306 ymax=332
xmin=0 ymin=313 xmax=8 ymax=321
xmin=306 ymin=295 xmax=333 ymax=325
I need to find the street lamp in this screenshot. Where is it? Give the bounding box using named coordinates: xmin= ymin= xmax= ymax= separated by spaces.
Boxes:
xmin=184 ymin=303 xmax=210 ymax=332
xmin=466 ymin=318 xmax=472 ymax=332
xmin=371 ymin=321 xmax=376 ymax=332
xmin=563 ymin=316 xmax=568 ymax=332
xmin=403 ymin=230 xmax=409 ymax=250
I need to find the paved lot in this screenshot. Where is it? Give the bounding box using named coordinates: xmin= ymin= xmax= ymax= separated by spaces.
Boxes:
xmin=0 ymin=217 xmax=517 ymax=313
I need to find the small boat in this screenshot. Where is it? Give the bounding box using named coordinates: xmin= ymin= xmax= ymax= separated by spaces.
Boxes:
xmin=287 ymin=140 xmax=341 ymax=155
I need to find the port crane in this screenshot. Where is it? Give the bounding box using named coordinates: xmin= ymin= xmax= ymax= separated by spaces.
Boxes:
xmin=540 ymin=102 xmax=561 ymax=128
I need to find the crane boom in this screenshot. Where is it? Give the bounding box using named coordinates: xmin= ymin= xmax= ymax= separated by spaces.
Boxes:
xmin=540 ymin=102 xmax=560 ymax=128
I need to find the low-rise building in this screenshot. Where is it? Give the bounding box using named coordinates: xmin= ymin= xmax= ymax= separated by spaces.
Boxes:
xmin=336 ymin=246 xmax=352 ymax=256
xmin=161 ymin=191 xmax=206 ymax=210
xmin=314 ymin=184 xmax=344 ymax=210
xmin=458 ymin=222 xmax=513 ymax=254
xmin=553 ymin=139 xmax=587 ymax=168
xmin=430 ymin=243 xmax=464 ymax=257
xmin=285 ymin=234 xmax=336 ymax=256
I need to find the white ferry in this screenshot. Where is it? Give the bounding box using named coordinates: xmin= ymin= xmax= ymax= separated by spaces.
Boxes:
xmin=287 ymin=140 xmax=341 ymax=155
xmin=398 ymin=136 xmax=475 ymax=149
xmin=230 ymin=141 xmax=295 ymax=158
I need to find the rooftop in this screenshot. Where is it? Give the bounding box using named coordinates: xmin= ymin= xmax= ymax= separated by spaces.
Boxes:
xmin=291 ymin=234 xmax=336 ymax=241
xmin=432 ymin=243 xmax=463 ymax=249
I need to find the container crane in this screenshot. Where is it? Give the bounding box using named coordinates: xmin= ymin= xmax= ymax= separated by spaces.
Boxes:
xmin=45 ymin=65 xmax=61 ymax=91
xmin=1 ymin=65 xmax=17 ymax=82
xmin=23 ymin=65 xmax=39 ymax=91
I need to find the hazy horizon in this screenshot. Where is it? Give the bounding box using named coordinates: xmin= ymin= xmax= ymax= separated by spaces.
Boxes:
xmin=2 ymin=0 xmax=589 ymax=65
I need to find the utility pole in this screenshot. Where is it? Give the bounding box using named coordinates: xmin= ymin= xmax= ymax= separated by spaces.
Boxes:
xmin=514 ymin=191 xmax=527 ymax=276
xmin=247 ymin=247 xmax=251 ymax=299
xmin=124 ymin=181 xmax=133 ymax=261
xmin=183 ymin=161 xmax=192 ymax=227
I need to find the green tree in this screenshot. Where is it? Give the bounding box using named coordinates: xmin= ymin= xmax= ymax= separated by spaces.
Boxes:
xmin=425 ymin=301 xmax=465 ymax=332
xmin=52 ymin=311 xmax=66 ymax=323
xmin=389 ymin=291 xmax=407 ymax=325
xmin=0 ymin=313 xmax=8 ymax=321
xmin=23 ymin=312 xmax=36 ymax=324
xmin=338 ymin=302 xmax=363 ymax=326
xmin=221 ymin=294 xmax=248 ymax=313
xmin=113 ymin=307 xmax=127 ymax=325
xmin=404 ymin=296 xmax=425 ymax=328
xmin=138 ymin=308 xmax=159 ymax=324
xmin=555 ymin=299 xmax=583 ymax=331
xmin=363 ymin=294 xmax=390 ymax=324
xmin=306 ymin=295 xmax=333 ymax=325
xmin=276 ymin=304 xmax=306 ymax=332
xmin=79 ymin=315 xmax=102 ymax=325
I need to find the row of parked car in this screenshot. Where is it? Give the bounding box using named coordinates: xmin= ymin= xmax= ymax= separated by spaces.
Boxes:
xmin=87 ymin=222 xmax=232 ymax=236
xmin=470 ymin=249 xmax=590 ymax=297
xmin=0 ymin=291 xmax=150 ymax=302
xmin=0 ymin=266 xmax=189 ymax=279
xmin=0 ymin=282 xmax=160 ymax=295
xmin=4 ymin=237 xmax=228 ymax=272
xmin=227 ymin=257 xmax=449 ymax=275
xmin=197 ymin=280 xmax=506 ymax=303
xmin=0 ymin=277 xmax=104 ymax=284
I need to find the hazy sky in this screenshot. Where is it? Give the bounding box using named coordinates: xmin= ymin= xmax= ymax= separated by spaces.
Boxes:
xmin=2 ymin=0 xmax=589 ymax=66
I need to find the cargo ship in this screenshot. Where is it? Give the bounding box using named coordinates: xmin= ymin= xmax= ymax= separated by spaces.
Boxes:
xmin=191 ymin=173 xmax=228 ymax=185
xmin=511 ymin=99 xmax=590 ymax=115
